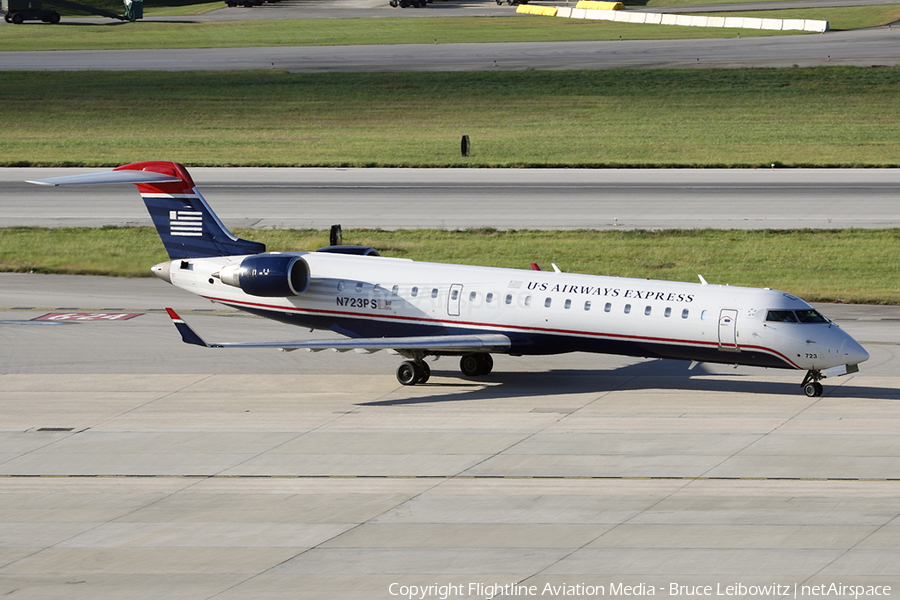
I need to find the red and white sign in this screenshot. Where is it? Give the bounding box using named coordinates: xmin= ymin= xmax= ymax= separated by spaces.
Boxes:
xmin=34 ymin=312 xmax=143 ymax=322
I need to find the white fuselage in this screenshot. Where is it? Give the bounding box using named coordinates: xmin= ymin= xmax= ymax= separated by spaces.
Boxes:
xmin=162 ymin=252 xmax=869 ymax=372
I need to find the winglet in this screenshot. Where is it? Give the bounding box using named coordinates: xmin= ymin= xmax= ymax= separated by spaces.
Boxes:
xmin=166 ymin=308 xmax=213 ymax=347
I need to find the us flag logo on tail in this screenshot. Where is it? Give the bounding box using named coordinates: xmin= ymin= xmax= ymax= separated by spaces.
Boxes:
xmin=169 ymin=210 xmax=203 ymax=237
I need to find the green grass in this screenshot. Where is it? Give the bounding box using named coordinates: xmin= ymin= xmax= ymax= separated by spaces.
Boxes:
xmin=3 ymin=4 xmax=897 ymax=52
xmin=0 ymin=15 xmax=794 ymax=52
xmin=2 ymin=68 xmax=900 ymax=168
xmin=2 ymin=227 xmax=898 ymax=304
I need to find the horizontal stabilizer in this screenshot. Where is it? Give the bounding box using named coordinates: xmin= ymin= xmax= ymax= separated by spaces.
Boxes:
xmin=27 ymin=170 xmax=183 ymax=187
xmin=165 ymin=309 xmax=514 ymax=353
xmin=28 ymin=161 xmax=265 ymax=259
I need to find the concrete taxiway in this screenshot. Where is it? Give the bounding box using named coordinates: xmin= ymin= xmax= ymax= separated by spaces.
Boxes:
xmin=2 ymin=273 xmax=900 ymax=598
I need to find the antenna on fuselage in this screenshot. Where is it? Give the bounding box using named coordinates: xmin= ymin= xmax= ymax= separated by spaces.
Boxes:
xmin=698 ymin=274 xmax=709 ymax=285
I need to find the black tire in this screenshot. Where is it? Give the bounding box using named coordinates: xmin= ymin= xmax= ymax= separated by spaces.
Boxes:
xmin=460 ymin=354 xmax=481 ymax=377
xmin=12 ymin=13 xmax=25 ymax=24
xmin=478 ymin=353 xmax=493 ymax=375
xmin=49 ymin=11 xmax=60 ymax=23
xmin=4 ymin=13 xmax=12 ymax=23
xmin=803 ymin=382 xmax=819 ymax=398
xmin=397 ymin=361 xmax=420 ymax=386
xmin=417 ymin=362 xmax=431 ymax=384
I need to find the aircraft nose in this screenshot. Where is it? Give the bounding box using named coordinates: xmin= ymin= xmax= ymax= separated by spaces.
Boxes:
xmin=841 ymin=337 xmax=869 ymax=365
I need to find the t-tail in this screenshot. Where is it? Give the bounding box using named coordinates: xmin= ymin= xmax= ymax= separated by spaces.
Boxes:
xmin=28 ymin=161 xmax=265 ymax=259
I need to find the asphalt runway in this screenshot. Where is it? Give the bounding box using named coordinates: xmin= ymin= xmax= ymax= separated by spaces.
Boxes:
xmin=2 ymin=272 xmax=900 ymax=598
xmin=3 ymin=0 xmax=900 ymax=72
xmin=4 ymin=27 xmax=900 ymax=71
xmin=6 ymin=167 xmax=900 ymax=230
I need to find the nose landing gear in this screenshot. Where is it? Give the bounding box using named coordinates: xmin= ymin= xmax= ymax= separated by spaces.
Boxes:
xmin=801 ymin=370 xmax=824 ymax=397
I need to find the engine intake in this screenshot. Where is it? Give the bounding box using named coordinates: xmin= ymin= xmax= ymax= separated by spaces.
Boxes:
xmin=217 ymin=254 xmax=310 ymax=297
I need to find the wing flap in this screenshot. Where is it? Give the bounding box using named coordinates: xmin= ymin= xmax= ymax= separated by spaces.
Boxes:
xmin=165 ymin=309 xmax=513 ymax=353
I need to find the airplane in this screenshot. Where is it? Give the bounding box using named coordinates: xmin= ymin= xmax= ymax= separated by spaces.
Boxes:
xmin=29 ymin=161 xmax=870 ymax=397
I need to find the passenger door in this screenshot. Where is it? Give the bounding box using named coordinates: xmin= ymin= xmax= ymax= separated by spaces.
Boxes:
xmin=718 ymin=308 xmax=739 ymax=351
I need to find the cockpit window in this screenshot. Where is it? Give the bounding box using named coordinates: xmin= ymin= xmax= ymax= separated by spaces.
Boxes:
xmin=766 ymin=309 xmax=829 ymax=324
xmin=796 ymin=309 xmax=829 ymax=323
xmin=766 ymin=310 xmax=797 ymax=323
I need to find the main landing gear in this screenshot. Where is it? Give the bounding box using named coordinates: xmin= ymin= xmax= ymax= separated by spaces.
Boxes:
xmin=396 ymin=353 xmax=493 ymax=386
xmin=397 ymin=360 xmax=431 ymax=385
xmin=801 ymin=370 xmax=824 ymax=398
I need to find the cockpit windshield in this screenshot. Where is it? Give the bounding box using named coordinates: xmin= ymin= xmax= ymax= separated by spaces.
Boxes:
xmin=766 ymin=309 xmax=829 ymax=324
xmin=795 ymin=309 xmax=829 ymax=323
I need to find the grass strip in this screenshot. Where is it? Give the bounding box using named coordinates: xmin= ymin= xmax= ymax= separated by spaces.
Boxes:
xmin=0 ymin=15 xmax=793 ymax=52
xmin=2 ymin=68 xmax=900 ymax=168
xmin=2 ymin=227 xmax=898 ymax=305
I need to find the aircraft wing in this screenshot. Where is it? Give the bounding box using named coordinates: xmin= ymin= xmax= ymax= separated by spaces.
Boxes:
xmin=166 ymin=309 xmax=514 ymax=353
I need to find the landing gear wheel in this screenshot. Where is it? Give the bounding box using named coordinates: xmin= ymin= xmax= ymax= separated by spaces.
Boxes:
xmin=417 ymin=361 xmax=431 ymax=384
xmin=803 ymin=381 xmax=824 ymax=397
xmin=397 ymin=360 xmax=420 ymax=386
xmin=801 ymin=370 xmax=824 ymax=397
xmin=460 ymin=353 xmax=492 ymax=377
xmin=460 ymin=354 xmax=481 ymax=377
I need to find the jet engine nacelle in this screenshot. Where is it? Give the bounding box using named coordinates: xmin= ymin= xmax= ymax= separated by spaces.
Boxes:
xmin=217 ymin=254 xmax=310 ymax=297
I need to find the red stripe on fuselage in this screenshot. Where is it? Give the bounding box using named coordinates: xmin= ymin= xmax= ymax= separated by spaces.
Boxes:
xmin=200 ymin=295 xmax=801 ymax=369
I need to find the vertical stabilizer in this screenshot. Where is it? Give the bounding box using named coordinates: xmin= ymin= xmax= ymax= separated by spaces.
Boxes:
xmin=114 ymin=162 xmax=265 ymax=259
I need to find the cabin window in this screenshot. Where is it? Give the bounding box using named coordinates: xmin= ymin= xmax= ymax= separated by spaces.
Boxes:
xmin=701 ymin=310 xmax=709 ymax=320
xmin=664 ymin=307 xmax=672 ymax=318
xmin=486 ymin=293 xmax=494 ymax=303
xmin=584 ymin=301 xmax=591 ymax=311
xmin=450 ymin=289 xmax=458 ymax=301
xmin=431 ymin=288 xmax=439 ymax=298
xmin=624 ymin=304 xmax=632 ymax=314
xmin=411 ymin=287 xmax=418 ymax=297
xmin=469 ymin=291 xmax=477 ymax=302
xmin=355 ymin=282 xmax=364 ymax=293
xmin=338 ymin=281 xmax=345 ymax=292
xmin=564 ymin=299 xmax=572 ymax=310
xmin=505 ymin=294 xmax=513 ymax=305
xmin=767 ymin=310 xmax=797 ymax=323
xmin=604 ymin=303 xmax=612 ymax=313
xmin=544 ymin=298 xmax=552 ymax=308
xmin=524 ymin=296 xmax=532 ymax=307
xmin=374 ymin=284 xmax=384 ymax=295
xmin=391 ymin=285 xmax=399 ymax=295
xmin=644 ymin=306 xmax=652 ymax=316
xmin=682 ymin=309 xmax=689 ymax=319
